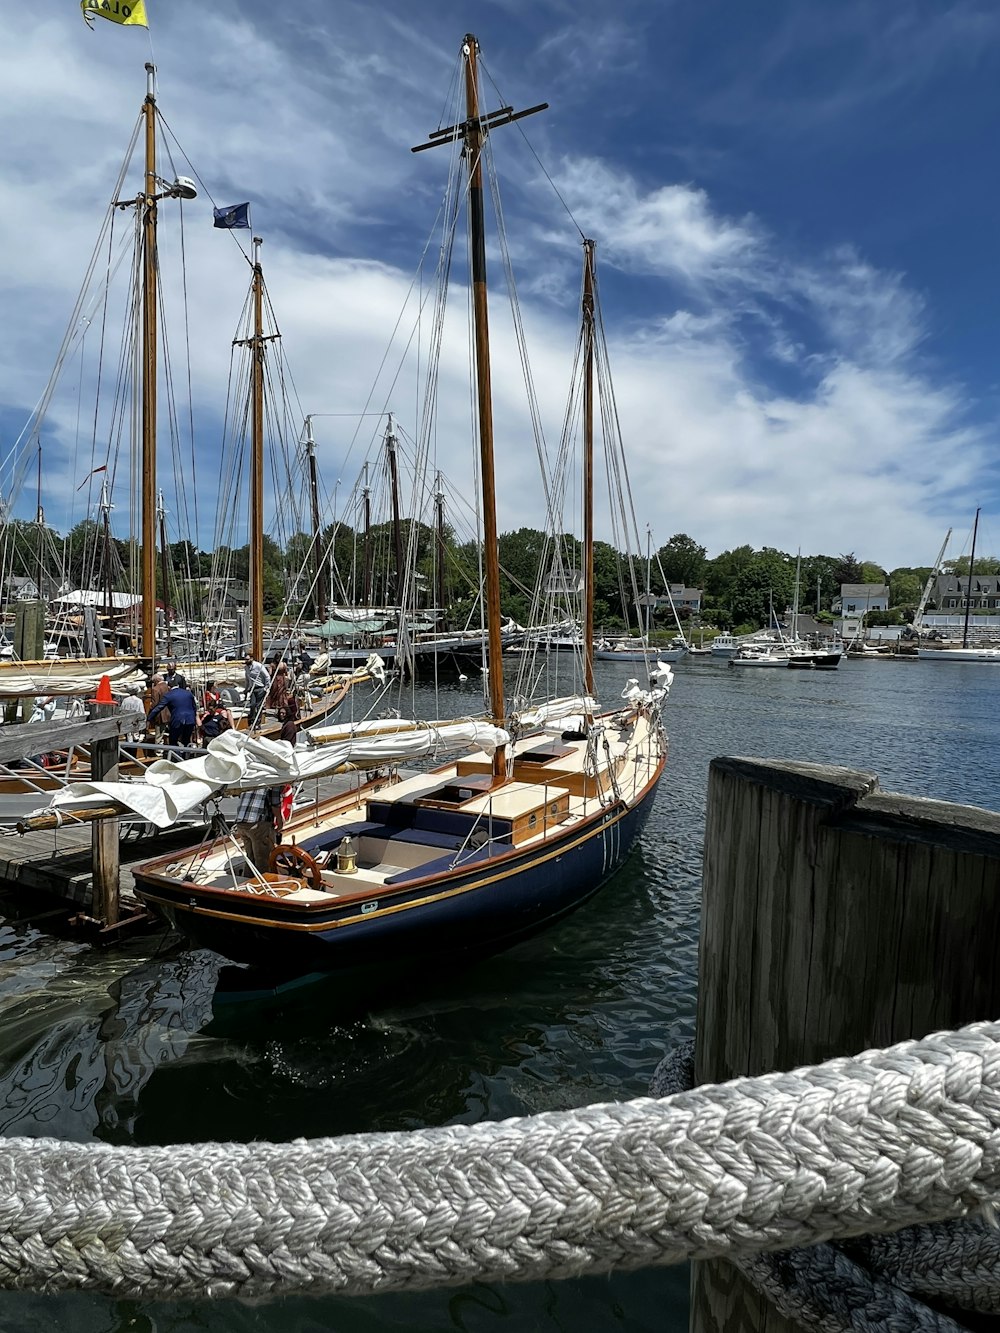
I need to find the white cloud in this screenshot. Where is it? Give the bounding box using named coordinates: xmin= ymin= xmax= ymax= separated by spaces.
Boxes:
xmin=0 ymin=3 xmax=992 ymax=577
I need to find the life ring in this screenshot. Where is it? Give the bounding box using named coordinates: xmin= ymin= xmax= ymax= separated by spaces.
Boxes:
xmin=268 ymin=843 xmax=322 ymax=890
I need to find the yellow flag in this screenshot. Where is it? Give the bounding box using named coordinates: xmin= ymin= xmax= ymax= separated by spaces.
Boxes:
xmin=80 ymin=0 xmax=148 ymax=27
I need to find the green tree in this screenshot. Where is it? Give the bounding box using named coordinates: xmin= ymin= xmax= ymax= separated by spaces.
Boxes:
xmin=947 ymin=554 xmax=1000 ymax=576
xmin=592 ymin=541 xmax=627 ymax=623
xmin=833 ymin=552 xmax=863 ymax=587
xmin=730 ymin=549 xmax=794 ymax=628
xmin=859 ymin=560 xmax=887 ymax=584
xmin=888 ymin=569 xmax=924 ymax=607
xmin=653 ymin=533 xmax=706 ymax=591
xmin=703 ymin=545 xmax=755 ymax=600
xmin=799 ymin=555 xmax=841 ymax=613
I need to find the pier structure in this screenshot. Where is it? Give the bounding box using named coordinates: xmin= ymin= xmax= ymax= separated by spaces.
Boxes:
xmin=0 ymin=756 xmax=997 ymax=1321
xmin=693 ymin=756 xmax=1000 ymax=1332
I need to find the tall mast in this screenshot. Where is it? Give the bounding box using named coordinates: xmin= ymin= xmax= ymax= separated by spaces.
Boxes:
xmin=361 ymin=461 xmax=372 ymax=608
xmin=412 ymin=34 xmax=546 ymax=772
xmin=304 ymin=415 xmax=327 ymax=623
xmin=141 ymin=62 xmax=158 ymax=665
xmin=35 ymin=440 xmax=45 ymax=607
xmin=385 ymin=415 xmax=405 ymax=607
xmin=99 ymin=479 xmax=114 ymax=649
xmin=250 ymin=235 xmax=265 ymax=661
xmin=793 ymin=549 xmax=801 ymax=641
xmin=581 ymin=239 xmax=596 ymax=698
xmin=435 ymin=471 xmax=447 ymax=628
xmin=156 ymin=490 xmax=171 ymax=656
xmin=963 ymin=507 xmax=980 ymax=650
xmin=461 ymin=36 xmax=505 ymax=757
xmin=644 ymin=528 xmax=653 ymax=638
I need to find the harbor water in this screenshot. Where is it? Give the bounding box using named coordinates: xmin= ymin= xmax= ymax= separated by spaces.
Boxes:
xmin=0 ymin=655 xmax=998 ymax=1330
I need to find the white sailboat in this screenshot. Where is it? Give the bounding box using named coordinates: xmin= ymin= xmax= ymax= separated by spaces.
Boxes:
xmin=916 ymin=512 xmax=1000 ymax=662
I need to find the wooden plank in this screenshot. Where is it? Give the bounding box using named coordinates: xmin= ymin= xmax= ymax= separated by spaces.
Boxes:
xmin=691 ymin=757 xmax=1000 ymax=1333
xmin=0 ymin=716 xmax=120 ymax=764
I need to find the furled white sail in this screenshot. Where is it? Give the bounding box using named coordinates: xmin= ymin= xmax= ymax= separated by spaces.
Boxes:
xmin=38 ymin=720 xmax=510 ymax=829
xmin=0 ymin=659 xmax=144 ymax=698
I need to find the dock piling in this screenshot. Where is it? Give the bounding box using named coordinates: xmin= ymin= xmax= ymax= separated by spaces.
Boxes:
xmin=88 ymin=699 xmax=121 ymax=925
xmin=691 ymin=756 xmax=1000 ymax=1333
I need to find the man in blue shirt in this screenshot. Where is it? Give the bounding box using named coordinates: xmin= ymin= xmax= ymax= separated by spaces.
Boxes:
xmin=147 ymin=683 xmax=199 ymax=751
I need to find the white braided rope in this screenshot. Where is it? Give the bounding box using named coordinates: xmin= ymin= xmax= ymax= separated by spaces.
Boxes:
xmin=2 ymin=1021 xmax=1000 ymax=1300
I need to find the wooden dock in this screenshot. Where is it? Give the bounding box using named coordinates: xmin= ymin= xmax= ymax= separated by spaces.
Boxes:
xmin=0 ymin=819 xmax=213 ymax=929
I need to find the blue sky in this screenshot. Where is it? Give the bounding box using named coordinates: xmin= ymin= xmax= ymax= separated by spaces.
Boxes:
xmin=1 ymin=0 xmax=998 ymax=571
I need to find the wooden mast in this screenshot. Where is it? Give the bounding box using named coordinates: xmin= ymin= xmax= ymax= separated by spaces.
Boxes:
xmin=461 ymin=36 xmax=505 ymax=766
xmin=435 ymin=471 xmax=447 ymax=628
xmin=140 ymin=62 xmax=158 ymax=667
xmin=99 ymin=479 xmax=115 ymax=651
xmin=361 ymin=462 xmax=372 ymax=608
xmin=250 ymin=235 xmax=265 ymax=661
xmin=304 ymin=415 xmax=327 ymax=623
xmin=385 ymin=415 xmax=405 ymax=607
xmin=962 ymin=506 xmax=980 ymax=650
xmin=582 ymin=239 xmax=596 ymax=699
xmin=412 ymin=35 xmax=547 ymax=775
xmin=156 ymin=490 xmax=172 ymax=656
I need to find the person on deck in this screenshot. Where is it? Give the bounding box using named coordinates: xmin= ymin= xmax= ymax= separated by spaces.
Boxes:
xmin=149 ymin=673 xmax=170 ymax=734
xmin=118 ymin=686 xmax=147 ymax=741
xmin=266 ymin=661 xmax=291 ymax=713
xmin=276 ymin=706 xmax=299 ymax=745
xmin=147 ymin=682 xmax=198 ymax=751
xmin=233 ymin=785 xmax=284 ymax=872
xmin=243 ymin=655 xmax=270 ymax=728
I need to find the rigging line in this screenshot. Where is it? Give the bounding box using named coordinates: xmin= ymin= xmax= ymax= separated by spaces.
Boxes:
xmin=480 ymin=132 xmax=560 ymax=537
xmin=0 ymin=120 xmax=141 ymax=499
xmin=336 ymin=142 xmax=466 ymax=489
xmin=478 ymin=56 xmax=585 ymax=240
xmin=176 ymin=198 xmax=202 ymax=555
xmin=594 ymin=282 xmax=645 ymax=567
xmin=155 ymin=110 xmax=254 ymax=268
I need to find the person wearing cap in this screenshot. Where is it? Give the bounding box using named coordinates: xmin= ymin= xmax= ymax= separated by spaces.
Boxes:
xmin=243 ymin=655 xmax=270 ymax=728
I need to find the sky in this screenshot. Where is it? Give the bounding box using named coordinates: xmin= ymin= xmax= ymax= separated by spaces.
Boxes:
xmin=2 ymin=0 xmax=1000 ymax=572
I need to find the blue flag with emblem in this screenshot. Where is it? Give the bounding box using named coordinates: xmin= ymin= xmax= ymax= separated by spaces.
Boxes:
xmin=213 ymin=202 xmax=250 ymax=229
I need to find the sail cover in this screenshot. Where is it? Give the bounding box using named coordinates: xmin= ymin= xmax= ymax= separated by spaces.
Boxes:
xmin=38 ymin=721 xmax=510 ymax=829
xmin=0 ymin=659 xmax=143 ymax=698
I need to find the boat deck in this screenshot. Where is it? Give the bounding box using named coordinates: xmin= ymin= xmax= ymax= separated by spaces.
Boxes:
xmin=145 ymin=710 xmax=663 ymax=905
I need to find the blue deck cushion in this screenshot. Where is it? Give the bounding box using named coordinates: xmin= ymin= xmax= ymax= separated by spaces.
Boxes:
xmin=383 ymin=840 xmax=501 ymax=885
xmin=296 ymin=819 xmax=502 ymax=859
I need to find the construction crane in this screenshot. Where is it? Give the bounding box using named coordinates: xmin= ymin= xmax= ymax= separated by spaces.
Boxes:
xmin=909 ymin=528 xmax=952 ymax=634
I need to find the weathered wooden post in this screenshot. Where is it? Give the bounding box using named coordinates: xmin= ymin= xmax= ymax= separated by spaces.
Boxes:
xmin=89 ymin=694 xmax=121 ymax=926
xmin=691 ymin=756 xmax=1000 ymax=1333
xmin=10 ymin=600 xmax=45 ymax=723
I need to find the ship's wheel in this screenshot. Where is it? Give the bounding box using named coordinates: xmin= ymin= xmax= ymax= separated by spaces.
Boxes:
xmin=268 ymin=843 xmax=322 ymax=890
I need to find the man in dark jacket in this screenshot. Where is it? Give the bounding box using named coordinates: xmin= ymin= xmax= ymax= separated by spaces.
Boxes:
xmin=147 ymin=683 xmax=199 ymax=750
